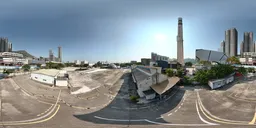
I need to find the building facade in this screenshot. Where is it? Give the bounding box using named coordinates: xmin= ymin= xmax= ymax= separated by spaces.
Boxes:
xmin=0 ymin=38 xmax=12 ymax=52
xmin=220 ymin=40 xmax=225 ymax=52
xmin=225 ymin=30 xmax=230 ymax=56
xmin=177 ymin=17 xmax=184 ymax=66
xmin=240 ymin=41 xmax=244 ymax=56
xmin=249 ymin=32 xmax=254 ymax=52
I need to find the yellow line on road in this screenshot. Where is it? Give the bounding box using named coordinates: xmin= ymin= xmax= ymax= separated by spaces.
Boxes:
xmin=2 ymin=105 xmax=60 ymax=125
xmin=197 ymin=91 xmax=252 ymax=125
xmin=249 ymin=107 xmax=256 ymax=124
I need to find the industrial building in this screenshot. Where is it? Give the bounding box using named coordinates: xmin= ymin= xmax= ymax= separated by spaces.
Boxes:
xmin=31 ymin=69 xmax=68 ymax=87
xmin=131 ymin=65 xmax=179 ymax=100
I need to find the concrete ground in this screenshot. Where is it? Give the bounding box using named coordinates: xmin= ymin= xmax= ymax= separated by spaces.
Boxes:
xmin=1 ymin=71 xmax=256 ymax=127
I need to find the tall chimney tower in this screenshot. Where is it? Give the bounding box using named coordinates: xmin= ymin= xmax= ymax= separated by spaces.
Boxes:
xmin=177 ymin=17 xmax=184 ymax=66
xmin=58 ymin=46 xmax=62 ymax=62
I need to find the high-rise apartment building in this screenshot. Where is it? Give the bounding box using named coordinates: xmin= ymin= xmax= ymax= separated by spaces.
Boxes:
xmin=240 ymin=41 xmax=244 ymax=56
xmin=224 ymin=28 xmax=238 ymax=57
xmin=8 ymin=42 xmax=12 ymax=52
xmin=243 ymin=32 xmax=250 ymax=52
xmin=225 ymin=30 xmax=230 ymax=56
xmin=220 ymin=40 xmax=225 ymax=52
xmin=177 ymin=17 xmax=184 ymax=66
xmin=249 ymin=32 xmax=254 ymax=52
xmin=58 ymin=46 xmax=62 ymax=62
xmin=49 ymin=49 xmax=54 ymax=61
xmin=0 ymin=37 xmax=9 ymax=52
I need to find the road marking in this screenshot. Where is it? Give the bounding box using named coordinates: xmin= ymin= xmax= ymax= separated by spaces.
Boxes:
xmin=167 ymin=113 xmax=172 ymax=116
xmin=181 ymin=103 xmax=183 ymax=106
xmin=197 ymin=91 xmax=253 ymax=125
xmin=178 ymin=106 xmax=181 ymax=109
xmin=156 ymin=116 xmax=163 ymax=119
xmin=144 ymin=119 xmax=215 ymax=126
xmin=37 ymin=104 xmax=54 ymax=116
xmin=195 ymin=100 xmax=218 ymax=125
xmin=0 ymin=90 xmax=61 ymax=125
xmin=94 ymin=116 xmax=145 ymax=122
xmin=94 ymin=116 xmax=215 ymax=126
xmin=249 ymin=107 xmax=256 ymax=124
xmin=3 ymin=105 xmax=60 ymax=125
xmin=174 ymin=110 xmax=178 ymax=113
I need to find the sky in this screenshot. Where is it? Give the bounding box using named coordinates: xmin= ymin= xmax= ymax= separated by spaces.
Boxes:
xmin=1 ymin=0 xmax=256 ymax=63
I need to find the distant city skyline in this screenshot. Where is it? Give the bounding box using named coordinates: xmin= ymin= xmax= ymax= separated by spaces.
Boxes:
xmin=1 ymin=0 xmax=256 ymax=62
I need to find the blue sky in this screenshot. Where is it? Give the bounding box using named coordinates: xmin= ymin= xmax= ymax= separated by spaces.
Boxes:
xmin=0 ymin=0 xmax=256 ymax=63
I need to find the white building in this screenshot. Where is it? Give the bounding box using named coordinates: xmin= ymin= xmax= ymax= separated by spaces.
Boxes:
xmin=30 ymin=69 xmax=68 ymax=87
xmin=131 ymin=65 xmax=179 ymax=100
xmin=74 ymin=60 xmax=81 ymax=65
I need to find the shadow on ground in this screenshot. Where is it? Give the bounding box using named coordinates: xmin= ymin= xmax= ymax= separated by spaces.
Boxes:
xmin=73 ymin=72 xmax=185 ymax=125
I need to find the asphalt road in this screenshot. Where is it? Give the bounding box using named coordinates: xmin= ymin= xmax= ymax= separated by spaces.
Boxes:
xmin=1 ymin=71 xmax=256 ymax=128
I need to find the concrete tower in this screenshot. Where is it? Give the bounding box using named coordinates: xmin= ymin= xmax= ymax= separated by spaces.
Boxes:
xmin=177 ymin=17 xmax=184 ymax=66
xmin=58 ymin=46 xmax=62 ymax=62
xmin=229 ymin=28 xmax=238 ymax=57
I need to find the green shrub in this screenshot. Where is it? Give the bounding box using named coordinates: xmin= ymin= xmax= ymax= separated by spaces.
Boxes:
xmin=165 ymin=68 xmax=174 ymax=77
xmin=247 ymin=67 xmax=255 ymax=73
xmin=130 ymin=95 xmax=139 ymax=102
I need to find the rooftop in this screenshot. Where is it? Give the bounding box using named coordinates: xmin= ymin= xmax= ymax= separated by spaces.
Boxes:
xmin=32 ymin=69 xmax=60 ymax=77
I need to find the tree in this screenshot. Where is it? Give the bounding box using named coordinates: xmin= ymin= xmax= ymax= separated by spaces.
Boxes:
xmin=247 ymin=67 xmax=255 ymax=73
xmin=185 ymin=62 xmax=193 ymax=67
xmin=237 ymin=67 xmax=247 ymax=75
xmin=165 ymin=68 xmax=174 ymax=77
xmin=227 ymin=56 xmax=240 ymax=64
xmin=199 ymin=61 xmax=211 ymax=66
xmin=22 ymin=64 xmax=31 ymax=72
xmin=176 ymin=68 xmax=184 ymax=77
xmin=3 ymin=69 xmax=15 ymax=74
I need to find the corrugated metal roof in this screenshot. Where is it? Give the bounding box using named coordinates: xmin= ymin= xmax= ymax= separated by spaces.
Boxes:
xmin=151 ymin=77 xmax=180 ymax=95
xmin=32 ymin=69 xmax=60 ymax=77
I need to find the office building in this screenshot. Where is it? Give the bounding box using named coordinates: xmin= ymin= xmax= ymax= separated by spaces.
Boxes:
xmin=254 ymin=41 xmax=256 ymax=52
xmin=177 ymin=17 xmax=184 ymax=66
xmin=224 ymin=28 xmax=238 ymax=57
xmin=58 ymin=46 xmax=62 ymax=62
xmin=0 ymin=37 xmax=9 ymax=52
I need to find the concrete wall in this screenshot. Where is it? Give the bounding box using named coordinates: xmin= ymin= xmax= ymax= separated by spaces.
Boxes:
xmin=158 ymin=74 xmax=168 ymax=83
xmin=145 ymin=93 xmax=156 ymax=100
xmin=208 ymin=74 xmax=234 ymax=89
xmin=31 ymin=73 xmax=55 ymax=85
xmin=56 ymin=79 xmax=68 ymax=87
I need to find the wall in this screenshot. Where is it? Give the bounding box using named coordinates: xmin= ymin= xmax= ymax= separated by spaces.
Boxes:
xmin=137 ymin=77 xmax=153 ymax=97
xmin=31 ymin=73 xmax=55 ymax=85
xmin=158 ymin=74 xmax=168 ymax=83
xmin=145 ymin=93 xmax=156 ymax=100
xmin=56 ymin=79 xmax=68 ymax=86
xmin=208 ymin=73 xmax=234 ymax=89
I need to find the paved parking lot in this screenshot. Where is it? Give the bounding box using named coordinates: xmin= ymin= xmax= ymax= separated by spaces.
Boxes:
xmin=1 ymin=72 xmax=256 ymax=128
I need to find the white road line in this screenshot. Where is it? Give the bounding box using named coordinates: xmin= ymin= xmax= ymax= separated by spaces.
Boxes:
xmin=174 ymin=110 xmax=178 ymax=112
xmin=195 ymin=100 xmax=218 ymax=125
xmin=168 ymin=113 xmax=172 ymax=116
xmin=181 ymin=103 xmax=183 ymax=106
xmin=94 ymin=116 xmax=145 ymax=122
xmin=156 ymin=116 xmax=163 ymax=119
xmin=178 ymin=106 xmax=181 ymax=109
xmin=145 ymin=119 xmax=216 ymax=126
